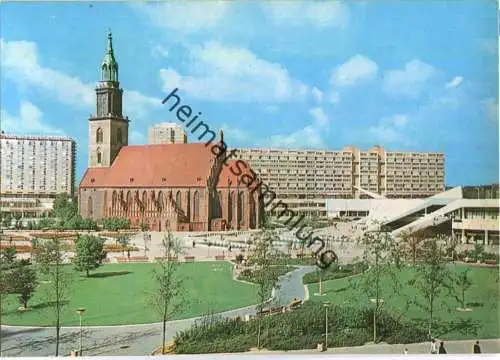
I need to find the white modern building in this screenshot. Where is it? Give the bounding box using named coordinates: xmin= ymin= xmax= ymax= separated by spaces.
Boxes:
xmin=0 ymin=133 xmax=76 ymax=218
xmin=148 ymin=122 xmax=187 ymax=144
xmin=326 ymin=187 xmax=499 ymax=245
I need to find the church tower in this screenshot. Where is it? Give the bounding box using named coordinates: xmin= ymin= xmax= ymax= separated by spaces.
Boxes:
xmin=88 ymin=31 xmax=129 ymax=168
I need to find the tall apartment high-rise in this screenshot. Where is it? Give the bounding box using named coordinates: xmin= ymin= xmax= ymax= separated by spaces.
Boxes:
xmin=235 ymin=145 xmax=445 ymax=216
xmin=148 ymin=122 xmax=188 ymax=144
xmin=0 ymin=133 xmax=76 ymax=218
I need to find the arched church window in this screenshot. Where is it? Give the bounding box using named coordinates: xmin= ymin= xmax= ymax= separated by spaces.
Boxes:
xmin=176 ymin=191 xmax=182 ymax=209
xmin=117 ymin=128 xmax=123 ymax=144
xmin=96 ymin=128 xmax=103 ymax=144
xmin=157 ymin=191 xmax=164 ymax=210
xmin=238 ymin=192 xmax=244 ymax=222
xmin=97 ymin=148 xmax=102 ymax=164
xmin=218 ymin=191 xmax=223 ymax=217
xmin=142 ymin=191 xmax=147 ymax=208
xmin=88 ymin=196 xmax=93 ymax=218
xmin=126 ymin=191 xmax=132 ymax=207
xmin=228 ymin=192 xmax=233 ymax=223
xmin=194 ymin=191 xmax=200 ymax=219
xmin=101 ymin=64 xmax=108 ymax=81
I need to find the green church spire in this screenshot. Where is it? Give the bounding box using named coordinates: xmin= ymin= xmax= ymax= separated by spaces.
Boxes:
xmin=101 ymin=30 xmax=119 ymax=82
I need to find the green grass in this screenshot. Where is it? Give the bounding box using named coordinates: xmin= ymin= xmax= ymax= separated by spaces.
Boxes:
xmin=2 ymin=261 xmax=260 ymax=326
xmin=308 ymin=264 xmax=499 ymax=340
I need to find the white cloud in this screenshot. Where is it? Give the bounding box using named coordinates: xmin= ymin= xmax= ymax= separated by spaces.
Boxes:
xmin=445 ymin=76 xmax=463 ymax=89
xmin=269 ymin=107 xmax=330 ymax=148
xmin=1 ymin=38 xmax=161 ymax=121
xmin=123 ymin=90 xmax=162 ymax=121
xmin=151 ymin=44 xmax=169 ymax=58
xmin=368 ymin=114 xmax=410 ymax=144
xmin=160 ymin=42 xmax=311 ymax=102
xmin=312 ymin=87 xmax=324 ymax=102
xmin=330 ymin=55 xmax=378 ymax=87
xmin=309 ymin=107 xmax=330 ymax=127
xmin=133 ymin=1 xmax=229 ymax=33
xmin=329 ymin=92 xmax=341 ymax=104
xmin=1 ymin=101 xmax=65 ymax=136
xmin=1 ymin=38 xmax=94 ymax=108
xmin=220 ymin=123 xmax=251 ymax=143
xmin=264 ymin=2 xmax=350 ymax=29
xmin=382 ymin=59 xmax=436 ymax=97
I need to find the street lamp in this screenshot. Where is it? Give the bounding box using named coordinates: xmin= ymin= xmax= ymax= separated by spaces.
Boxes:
xmin=76 ymin=308 xmax=85 ymax=356
xmin=323 ymin=301 xmax=330 ymax=351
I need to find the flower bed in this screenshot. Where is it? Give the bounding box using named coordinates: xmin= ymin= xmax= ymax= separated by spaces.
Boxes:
xmin=30 ymin=232 xmax=76 ymax=239
xmin=100 ymin=231 xmax=137 ymax=238
xmin=103 ymin=244 xmax=138 ymax=252
xmin=0 ymin=244 xmax=32 ymax=253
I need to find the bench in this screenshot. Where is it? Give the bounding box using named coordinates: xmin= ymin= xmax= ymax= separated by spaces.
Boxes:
xmin=484 ymin=259 xmax=498 ymax=265
xmin=184 ymin=256 xmax=195 ymax=262
xmin=215 ymin=255 xmax=225 ymax=260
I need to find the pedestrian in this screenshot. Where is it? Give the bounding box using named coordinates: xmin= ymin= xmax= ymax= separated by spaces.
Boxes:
xmin=192 ymin=240 xmax=195 ymax=248
xmin=473 ymin=340 xmax=481 ymax=354
xmin=404 ymin=348 xmax=408 ymax=354
xmin=127 ymin=249 xmax=130 ymax=259
xmin=438 ymin=341 xmax=447 ymax=354
xmin=430 ymin=339 xmax=437 ymax=354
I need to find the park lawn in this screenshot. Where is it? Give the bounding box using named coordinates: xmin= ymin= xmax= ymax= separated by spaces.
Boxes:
xmin=308 ymin=264 xmax=499 ymax=340
xmin=2 ymin=261 xmax=260 ymax=326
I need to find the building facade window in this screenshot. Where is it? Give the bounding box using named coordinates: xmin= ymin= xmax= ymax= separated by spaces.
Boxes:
xmin=96 ymin=128 xmax=103 ymax=144
xmin=117 ymin=128 xmax=123 ymax=144
xmin=176 ymin=191 xmax=182 ymax=210
xmin=193 ymin=191 xmax=200 ymax=219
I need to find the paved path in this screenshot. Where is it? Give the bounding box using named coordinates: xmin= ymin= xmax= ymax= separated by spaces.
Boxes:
xmin=244 ymin=338 xmax=500 ymax=355
xmin=0 ymin=266 xmax=315 ymax=357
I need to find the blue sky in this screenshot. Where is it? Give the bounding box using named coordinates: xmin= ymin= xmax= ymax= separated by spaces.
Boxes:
xmin=1 ymin=0 xmax=498 ymax=186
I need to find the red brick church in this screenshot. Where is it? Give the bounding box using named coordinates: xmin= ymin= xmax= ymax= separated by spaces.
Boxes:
xmin=79 ymin=32 xmax=262 ymax=232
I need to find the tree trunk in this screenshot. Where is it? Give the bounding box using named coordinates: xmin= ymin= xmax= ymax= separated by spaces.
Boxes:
xmin=86 ymin=269 xmax=89 ymax=277
xmin=162 ymin=315 xmax=167 ymax=354
xmin=257 ymin=316 xmax=262 ymax=349
xmin=55 ymin=314 xmax=60 ymax=356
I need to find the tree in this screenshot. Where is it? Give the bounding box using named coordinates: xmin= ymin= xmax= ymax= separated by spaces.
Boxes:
xmin=2 ymin=213 xmax=12 ymax=228
xmin=247 ymin=229 xmax=282 ymax=349
xmin=0 ymin=246 xmax=17 ymax=267
xmin=455 ymin=268 xmax=473 ymax=309
xmin=408 ymin=238 xmax=455 ymax=338
xmin=150 ymin=231 xmax=185 ymax=354
xmin=398 ymin=229 xmax=430 ymax=266
xmin=356 ymin=228 xmax=402 ymax=343
xmin=102 ymin=217 xmax=130 ymax=231
xmin=74 ymin=235 xmax=105 ymax=277
xmin=52 ymin=193 xmax=77 ymax=220
xmin=5 ymin=264 xmax=38 ymax=309
xmin=33 ymin=238 xmax=71 ymax=356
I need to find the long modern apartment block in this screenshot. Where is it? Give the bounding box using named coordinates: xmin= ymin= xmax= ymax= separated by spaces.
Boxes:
xmin=0 ymin=133 xmax=76 ymax=218
xmin=236 ymin=145 xmax=445 ymax=216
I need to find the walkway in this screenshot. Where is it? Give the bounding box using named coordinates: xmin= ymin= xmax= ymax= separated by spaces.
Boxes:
xmin=0 ymin=266 xmax=315 ymax=357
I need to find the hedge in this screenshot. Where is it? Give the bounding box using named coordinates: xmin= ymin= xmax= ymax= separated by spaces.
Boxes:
xmin=173 ymin=302 xmax=427 ymax=354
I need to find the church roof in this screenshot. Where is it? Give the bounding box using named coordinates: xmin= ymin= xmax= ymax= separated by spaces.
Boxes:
xmin=80 ymin=143 xmax=215 ymax=188
xmin=217 ymin=160 xmax=260 ymax=190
